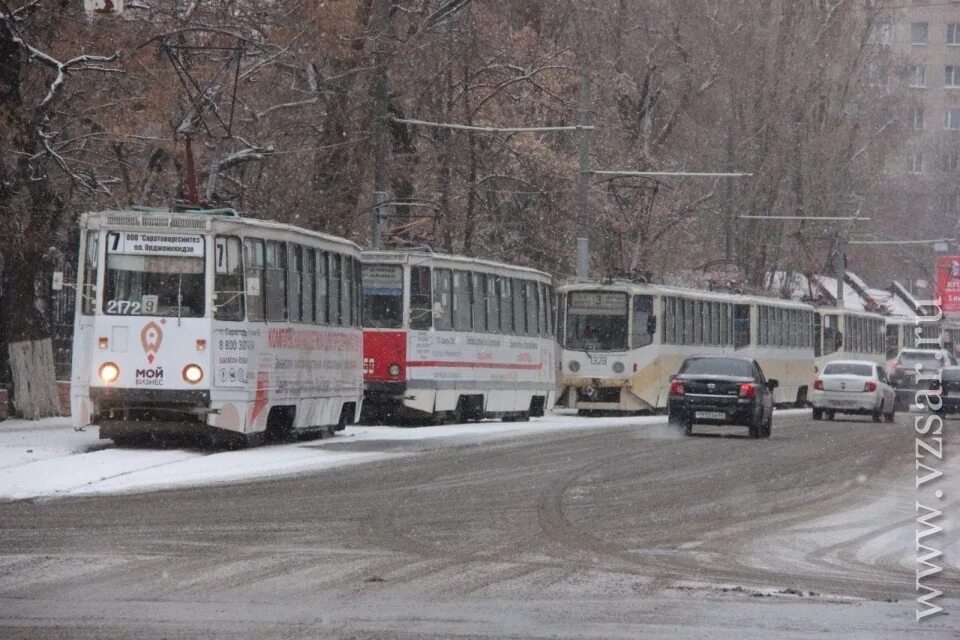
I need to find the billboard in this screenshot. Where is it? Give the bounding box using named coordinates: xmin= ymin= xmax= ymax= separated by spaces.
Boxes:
xmin=935 ymin=256 xmax=960 ymax=314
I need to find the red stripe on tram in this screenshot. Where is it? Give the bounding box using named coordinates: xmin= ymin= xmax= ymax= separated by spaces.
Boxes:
xmin=406 ymin=360 xmax=542 ymax=370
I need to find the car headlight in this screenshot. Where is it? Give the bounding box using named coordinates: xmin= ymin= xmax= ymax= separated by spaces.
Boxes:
xmin=388 ymin=363 xmax=401 ymax=377
xmin=568 ymin=360 xmax=580 ymax=373
xmin=612 ymin=361 xmax=625 ymax=374
xmin=182 ymin=364 xmax=204 ymax=384
xmin=98 ymin=362 xmax=120 ymax=384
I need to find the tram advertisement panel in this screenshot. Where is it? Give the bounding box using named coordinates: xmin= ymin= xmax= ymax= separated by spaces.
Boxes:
xmin=936 ymin=256 xmax=960 ymax=315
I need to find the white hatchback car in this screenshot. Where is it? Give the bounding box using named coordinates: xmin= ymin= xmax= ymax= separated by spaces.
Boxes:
xmin=810 ymin=360 xmax=896 ymax=422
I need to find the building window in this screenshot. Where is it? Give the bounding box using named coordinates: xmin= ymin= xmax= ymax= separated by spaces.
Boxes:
xmin=948 ymin=23 xmax=960 ymax=45
xmin=866 ymin=62 xmax=887 ymax=88
xmin=912 ymin=22 xmax=929 ymax=45
xmin=947 ymin=66 xmax=960 ymax=88
xmin=940 ymin=192 xmax=959 ymax=214
xmin=946 ymin=108 xmax=960 ymax=129
xmin=945 ymin=149 xmax=960 ymax=172
xmin=908 ymin=152 xmax=924 ymax=174
xmin=869 ymin=21 xmax=891 ymax=46
xmin=912 ymin=107 xmax=925 ymax=129
xmin=909 ymin=64 xmax=926 ymax=88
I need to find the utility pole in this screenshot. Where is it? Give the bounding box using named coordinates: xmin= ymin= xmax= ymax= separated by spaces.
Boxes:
xmin=371 ymin=0 xmax=391 ymax=249
xmin=575 ymin=71 xmax=592 ymax=279
xmin=834 ymin=228 xmax=846 ymax=310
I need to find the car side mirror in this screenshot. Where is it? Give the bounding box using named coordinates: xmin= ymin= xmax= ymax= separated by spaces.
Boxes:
xmin=767 ymin=379 xmax=779 ymax=390
xmin=835 ymin=332 xmax=843 ymax=349
xmin=647 ymin=316 xmax=657 ymax=335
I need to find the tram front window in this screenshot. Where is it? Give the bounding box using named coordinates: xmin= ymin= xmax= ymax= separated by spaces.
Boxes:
xmin=104 ymin=254 xmax=205 ymax=317
xmin=361 ymin=264 xmax=404 ymax=329
xmin=565 ymin=292 xmax=628 ymax=351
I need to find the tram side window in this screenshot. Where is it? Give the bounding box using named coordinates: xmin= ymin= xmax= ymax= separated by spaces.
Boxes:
xmin=434 ymin=268 xmax=453 ymax=331
xmin=342 ymin=254 xmax=354 ymax=327
xmin=81 ymin=230 xmax=98 ymax=315
xmin=547 ymin=287 xmax=555 ymax=338
xmin=453 ymin=270 xmax=472 ymax=331
xmin=512 ymin=278 xmax=526 ymax=335
xmin=536 ymin=282 xmax=550 ymax=338
xmin=823 ymin=314 xmax=838 ymax=355
xmin=287 ymin=243 xmax=302 ymax=323
xmin=487 ymin=276 xmax=500 ymax=333
xmin=214 ymin=236 xmax=244 ymax=321
xmin=734 ymin=304 xmax=750 ymax=349
xmin=410 ymin=266 xmax=433 ymax=330
xmin=316 ymin=251 xmax=329 ymax=324
xmin=500 ymin=278 xmax=513 ymax=334
xmin=243 ymin=238 xmax=265 ymax=322
xmin=302 ymin=248 xmax=315 ymax=325
xmin=472 ymin=273 xmax=487 ymax=332
xmin=329 ymin=253 xmax=341 ymax=326
xmin=526 ymin=281 xmax=538 ymax=337
xmin=265 ymin=241 xmax=286 ymax=322
xmin=632 ymin=295 xmax=654 ymax=348
xmin=710 ymin=302 xmax=721 ymax=345
xmin=721 ymin=303 xmax=731 ymax=346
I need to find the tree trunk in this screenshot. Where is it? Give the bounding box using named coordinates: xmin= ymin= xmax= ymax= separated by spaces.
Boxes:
xmin=7 ymin=339 xmax=59 ymax=419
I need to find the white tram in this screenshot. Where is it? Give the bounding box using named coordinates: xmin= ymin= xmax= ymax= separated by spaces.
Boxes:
xmin=71 ymin=208 xmax=364 ymax=446
xmin=556 ymin=281 xmax=816 ymax=413
xmin=812 ymin=308 xmax=887 ymax=372
xmin=360 ymin=250 xmax=556 ymax=423
xmin=884 ymin=315 xmax=960 ymax=365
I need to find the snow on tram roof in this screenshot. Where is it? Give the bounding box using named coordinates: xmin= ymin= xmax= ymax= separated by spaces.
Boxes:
xmin=81 ymin=208 xmax=363 ymax=251
xmin=362 ymin=249 xmax=552 ymax=280
xmin=557 ymin=279 xmax=823 ymax=310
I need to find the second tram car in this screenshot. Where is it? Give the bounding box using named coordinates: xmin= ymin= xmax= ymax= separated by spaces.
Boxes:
xmin=361 ymin=250 xmax=556 ymax=423
xmin=812 ymin=308 xmax=887 ymax=372
xmin=71 ymin=208 xmax=364 ymax=446
xmin=557 ymin=280 xmax=816 ymax=413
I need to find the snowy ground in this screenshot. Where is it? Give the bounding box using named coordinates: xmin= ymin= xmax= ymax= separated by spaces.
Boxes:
xmin=1 ymin=409 xmax=958 ymax=638
xmin=0 ymin=410 xmax=771 ymax=501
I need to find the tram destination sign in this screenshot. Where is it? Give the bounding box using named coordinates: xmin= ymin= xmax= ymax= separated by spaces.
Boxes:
xmin=568 ymin=292 xmax=627 ymax=313
xmin=106 ymin=231 xmax=205 ymax=257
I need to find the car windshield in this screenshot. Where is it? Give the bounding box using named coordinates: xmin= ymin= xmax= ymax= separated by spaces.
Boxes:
xmin=822 ymin=363 xmax=874 ymax=376
xmin=565 ymin=291 xmax=628 ymax=351
xmin=680 ymin=358 xmax=754 ymax=377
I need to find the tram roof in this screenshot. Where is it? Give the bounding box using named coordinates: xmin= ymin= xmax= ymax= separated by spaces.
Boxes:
xmin=557 ymin=279 xmax=872 ymax=312
xmin=362 ymin=249 xmax=552 ymax=280
xmin=80 ymin=208 xmax=363 ymax=251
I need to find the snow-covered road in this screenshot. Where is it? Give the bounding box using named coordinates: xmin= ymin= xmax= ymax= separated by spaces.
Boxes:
xmin=0 ymin=411 xmax=707 ymax=501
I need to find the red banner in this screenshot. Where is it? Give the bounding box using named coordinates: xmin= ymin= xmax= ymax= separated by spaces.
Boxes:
xmin=936 ymin=256 xmax=960 ymax=314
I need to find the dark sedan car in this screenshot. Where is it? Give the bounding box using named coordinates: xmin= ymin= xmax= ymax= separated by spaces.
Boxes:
xmin=930 ymin=365 xmax=960 ymax=414
xmin=891 ymin=348 xmax=957 ymax=410
xmin=667 ymin=355 xmax=777 ymax=438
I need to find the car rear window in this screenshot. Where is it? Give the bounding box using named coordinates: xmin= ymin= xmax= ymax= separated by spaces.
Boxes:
xmin=680 ymin=358 xmax=754 ymax=377
xmin=822 ymin=363 xmax=873 ymax=377
xmin=897 ymin=351 xmax=947 ymax=371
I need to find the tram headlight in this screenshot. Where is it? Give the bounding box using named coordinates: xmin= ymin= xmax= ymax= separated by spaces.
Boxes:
xmin=568 ymin=360 xmax=580 ymax=373
xmin=98 ymin=362 xmax=120 ymax=384
xmin=182 ymin=364 xmax=204 ymax=384
xmin=612 ymin=361 xmax=625 ymax=374
xmin=388 ymin=363 xmax=401 ymax=377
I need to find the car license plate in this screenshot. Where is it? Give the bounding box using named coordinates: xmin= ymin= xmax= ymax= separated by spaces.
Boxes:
xmin=695 ymin=411 xmax=725 ymax=420
xmin=828 ymin=400 xmax=855 ymax=407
